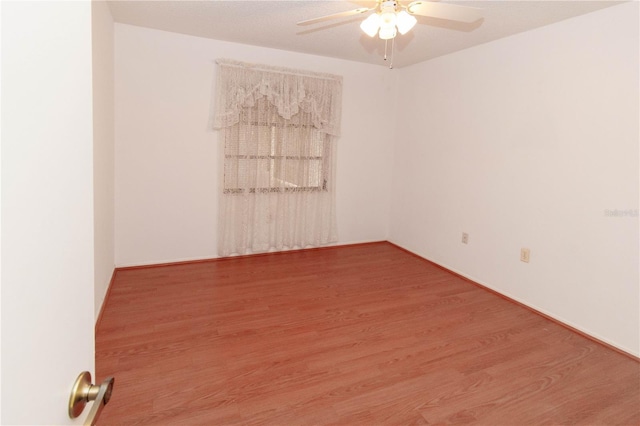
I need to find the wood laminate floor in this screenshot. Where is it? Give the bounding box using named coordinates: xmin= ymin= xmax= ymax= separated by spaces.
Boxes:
xmin=96 ymin=242 xmax=639 ymax=425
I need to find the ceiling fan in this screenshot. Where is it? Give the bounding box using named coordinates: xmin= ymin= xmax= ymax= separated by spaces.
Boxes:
xmin=297 ymin=1 xmax=482 ymax=67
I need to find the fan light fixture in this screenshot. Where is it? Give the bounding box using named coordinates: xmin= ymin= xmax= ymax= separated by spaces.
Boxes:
xmin=360 ymin=1 xmax=417 ymax=40
xmin=296 ymin=0 xmax=482 ymax=68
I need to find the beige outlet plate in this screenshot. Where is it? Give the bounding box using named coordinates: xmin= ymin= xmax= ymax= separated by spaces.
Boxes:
xmin=520 ymin=248 xmax=530 ymax=263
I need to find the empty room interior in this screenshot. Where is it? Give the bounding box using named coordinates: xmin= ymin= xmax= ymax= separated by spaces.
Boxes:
xmin=1 ymin=0 xmax=639 ymax=424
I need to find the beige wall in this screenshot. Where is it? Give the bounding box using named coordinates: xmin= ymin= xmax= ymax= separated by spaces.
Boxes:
xmin=390 ymin=3 xmax=639 ymax=355
xmin=114 ymin=24 xmax=397 ymax=266
xmin=92 ymin=0 xmax=115 ymax=320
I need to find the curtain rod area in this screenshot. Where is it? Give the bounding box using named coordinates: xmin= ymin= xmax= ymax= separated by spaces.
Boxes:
xmin=215 ymin=59 xmax=342 ymax=82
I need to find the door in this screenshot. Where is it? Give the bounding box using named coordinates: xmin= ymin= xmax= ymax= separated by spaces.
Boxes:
xmin=1 ymin=1 xmax=96 ymax=424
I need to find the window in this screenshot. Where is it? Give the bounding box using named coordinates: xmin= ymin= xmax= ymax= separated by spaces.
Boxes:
xmin=212 ymin=59 xmax=342 ymax=256
xmin=223 ymin=113 xmax=330 ymax=194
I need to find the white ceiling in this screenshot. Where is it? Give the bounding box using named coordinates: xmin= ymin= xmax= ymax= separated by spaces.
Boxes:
xmin=108 ymin=0 xmax=624 ymax=68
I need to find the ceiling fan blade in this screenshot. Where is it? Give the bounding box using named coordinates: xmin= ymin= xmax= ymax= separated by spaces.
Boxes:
xmin=406 ymin=1 xmax=482 ymax=23
xmin=297 ymin=7 xmax=371 ymax=26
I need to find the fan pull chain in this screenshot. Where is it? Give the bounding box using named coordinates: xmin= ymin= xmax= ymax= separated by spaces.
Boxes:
xmin=383 ymin=38 xmax=394 ymax=69
xmin=389 ymin=37 xmax=395 ymax=69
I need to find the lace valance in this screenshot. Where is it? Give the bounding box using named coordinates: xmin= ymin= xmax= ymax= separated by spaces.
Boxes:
xmin=212 ymin=59 xmax=343 ymax=137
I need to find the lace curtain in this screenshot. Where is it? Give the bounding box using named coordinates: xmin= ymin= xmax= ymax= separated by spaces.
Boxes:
xmin=212 ymin=59 xmax=343 ymax=256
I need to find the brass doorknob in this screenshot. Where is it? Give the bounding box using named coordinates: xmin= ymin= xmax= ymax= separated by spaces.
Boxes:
xmin=69 ymin=371 xmax=115 ymax=425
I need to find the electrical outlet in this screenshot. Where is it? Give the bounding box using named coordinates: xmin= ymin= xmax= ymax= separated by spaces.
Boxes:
xmin=520 ymin=248 xmax=530 ymax=263
xmin=462 ymin=232 xmax=469 ymax=244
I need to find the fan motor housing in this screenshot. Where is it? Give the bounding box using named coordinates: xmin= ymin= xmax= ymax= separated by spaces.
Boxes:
xmin=381 ymin=1 xmax=399 ymax=12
